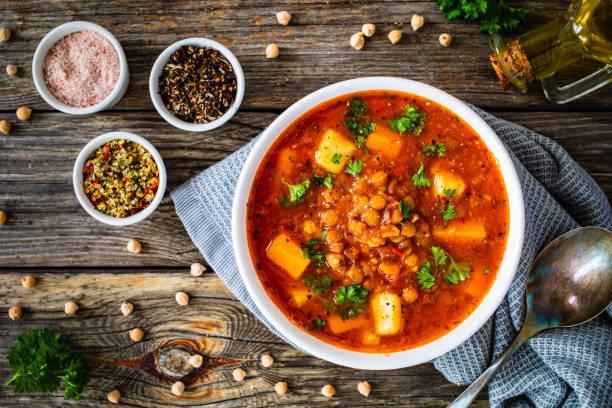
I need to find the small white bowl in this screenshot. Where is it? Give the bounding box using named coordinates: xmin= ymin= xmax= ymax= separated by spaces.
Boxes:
xmin=73 ymin=132 xmax=167 ymax=226
xmin=149 ymin=38 xmax=245 ymax=132
xmin=32 ymin=21 xmax=129 ymax=115
xmin=232 ymin=77 xmax=525 ymax=370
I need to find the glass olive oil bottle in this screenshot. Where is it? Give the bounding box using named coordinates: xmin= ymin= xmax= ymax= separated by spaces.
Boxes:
xmin=490 ymin=0 xmax=612 ymax=103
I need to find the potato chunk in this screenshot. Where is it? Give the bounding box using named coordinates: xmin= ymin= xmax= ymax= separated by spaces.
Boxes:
xmin=360 ymin=329 xmax=381 ymax=345
xmin=433 ymin=219 xmax=486 ymax=242
xmin=327 ymin=314 xmax=368 ymax=334
xmin=288 ymin=287 xmax=310 ymax=307
xmin=366 ymin=126 xmax=402 ymax=159
xmin=266 ymin=233 xmax=310 ymax=279
xmin=372 ymin=292 xmax=403 ymax=336
xmin=314 ymin=129 xmax=356 ymax=173
xmin=432 ymin=168 xmax=466 ymax=199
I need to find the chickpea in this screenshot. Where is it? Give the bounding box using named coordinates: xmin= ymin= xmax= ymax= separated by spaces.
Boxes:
xmin=362 ymin=23 xmax=376 ymax=37
xmin=64 ymin=301 xmax=79 ymax=315
xmin=369 ymin=171 xmax=388 ymax=188
xmin=320 ymin=209 xmax=339 ymax=227
xmin=126 ymin=239 xmax=142 ymax=254
xmin=0 ymin=28 xmax=11 ymax=42
xmin=8 ymin=306 xmax=22 ymax=320
xmin=189 ymin=354 xmax=204 ymax=368
xmin=415 ymin=221 xmax=432 ymax=248
xmin=380 ymin=224 xmax=400 ymax=238
xmin=129 ymin=327 xmax=144 ymax=342
xmin=328 ymin=241 xmax=345 ymax=253
xmin=266 ymin=43 xmax=280 ymax=59
xmin=402 ymin=287 xmax=419 ymax=304
xmin=121 ymin=301 xmax=134 ymax=316
xmin=175 ymin=291 xmax=190 ymax=306
xmin=303 ymin=220 xmax=318 ymax=235
xmin=171 ymin=381 xmax=185 ymax=396
xmin=107 ymin=389 xmax=121 ymax=404
xmin=367 ymin=236 xmax=385 ymax=248
xmin=21 ymin=275 xmax=37 ymax=288
xmin=326 ymin=253 xmax=345 ymax=271
xmin=401 ymin=222 xmax=416 ymax=238
xmin=321 ymin=384 xmax=336 ymax=397
xmin=439 ymin=33 xmax=453 ymax=47
xmin=261 ymin=354 xmax=274 ymax=368
xmin=348 ymin=219 xmax=366 ymax=235
xmin=6 ymin=64 xmax=17 ymax=77
xmin=358 ymin=381 xmax=372 ymax=397
xmin=233 ymin=367 xmax=247 ymax=381
xmin=369 ymin=195 xmax=386 ymax=210
xmin=411 ymin=14 xmax=425 ymax=32
xmin=353 ymin=195 xmax=369 ymax=211
xmin=190 ymin=262 xmax=206 ymax=276
xmin=350 ymin=32 xmax=365 ymax=50
xmin=390 ymin=208 xmax=403 ymax=224
xmin=16 ymin=106 xmax=32 ymax=121
xmin=404 ymin=253 xmax=419 ymax=268
xmin=388 ymin=29 xmax=402 ymax=45
xmin=0 ymin=120 xmax=10 ymax=135
xmin=275 ymin=381 xmax=288 ymax=395
xmin=389 ymin=235 xmax=406 ymax=243
xmin=347 ymin=265 xmax=364 ymax=284
xmin=362 ymin=208 xmax=381 ymax=227
xmin=325 ymin=228 xmax=344 ymax=243
xmin=276 ymin=10 xmax=292 ymax=26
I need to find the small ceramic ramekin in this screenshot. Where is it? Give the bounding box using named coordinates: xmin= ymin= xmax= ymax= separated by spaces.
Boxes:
xmin=32 ymin=21 xmax=129 ymax=115
xmin=73 ymin=132 xmax=167 ymax=226
xmin=149 ymin=38 xmax=245 ymax=132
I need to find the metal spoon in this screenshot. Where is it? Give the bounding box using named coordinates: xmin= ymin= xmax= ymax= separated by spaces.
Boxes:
xmin=449 ymin=226 xmax=612 ymax=408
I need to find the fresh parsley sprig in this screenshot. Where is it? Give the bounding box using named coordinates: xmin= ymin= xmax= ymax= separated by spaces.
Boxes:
xmin=334 ymin=284 xmax=369 ymax=320
xmin=441 ymin=202 xmax=456 ymax=225
xmin=417 ymin=261 xmax=436 ymax=290
xmin=390 ymin=105 xmax=425 ymax=135
xmin=412 ymin=163 xmax=432 ymax=188
xmin=431 ymin=246 xmax=472 ymax=285
xmin=304 ymin=273 xmax=332 ymax=296
xmin=345 ymin=160 xmax=364 ymax=177
xmin=437 ymin=0 xmax=529 ymax=35
xmin=302 ymin=239 xmax=326 ymax=267
xmin=345 ymin=98 xmax=376 ymax=149
xmin=422 ymin=143 xmax=447 ymax=157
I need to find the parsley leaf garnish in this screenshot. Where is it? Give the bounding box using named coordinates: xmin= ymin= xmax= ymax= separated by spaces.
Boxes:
xmin=417 ymin=261 xmax=436 ymax=290
xmin=429 ymin=246 xmax=472 ymax=285
xmin=423 ymin=143 xmax=447 ymax=157
xmin=7 ymin=328 xmax=89 ymax=401
xmin=412 ymin=163 xmax=432 ymax=188
xmin=312 ymin=173 xmax=335 ymax=189
xmin=437 ymin=0 xmax=529 ymax=35
xmin=304 ymin=273 xmax=332 ymax=296
xmin=334 ymin=284 xmax=369 ymax=320
xmin=400 ymin=201 xmax=411 ymax=220
xmin=310 ymin=318 xmax=326 ymax=331
xmin=302 ymin=239 xmax=326 ymax=267
xmin=389 ymin=105 xmax=426 ymax=135
xmin=345 ymin=98 xmax=376 ymax=149
xmin=331 ymin=153 xmax=342 ymax=164
xmin=283 ymin=179 xmax=311 ymax=203
xmin=440 ymin=202 xmax=456 ymax=225
xmin=443 ymin=187 xmax=457 ymax=198
xmin=345 ymin=160 xmax=364 ymax=177
xmin=431 ymin=246 xmax=449 ymax=267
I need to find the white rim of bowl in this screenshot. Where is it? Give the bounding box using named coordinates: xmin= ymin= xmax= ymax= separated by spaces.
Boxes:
xmin=149 ymin=38 xmax=245 ymax=132
xmin=32 ymin=21 xmax=129 ymax=115
xmin=73 ymin=132 xmax=167 ymax=226
xmin=232 ymin=77 xmax=525 ymax=370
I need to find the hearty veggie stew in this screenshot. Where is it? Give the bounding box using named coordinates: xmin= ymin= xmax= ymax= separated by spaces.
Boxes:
xmin=247 ymin=91 xmax=509 ymax=352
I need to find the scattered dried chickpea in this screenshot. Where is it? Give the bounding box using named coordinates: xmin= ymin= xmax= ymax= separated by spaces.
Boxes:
xmin=16 ymin=106 xmax=32 ymax=121
xmin=0 ymin=120 xmax=11 ymax=135
xmin=276 ymin=11 xmax=292 ymax=26
xmin=120 ymin=301 xmax=134 ymax=316
xmin=361 ymin=23 xmax=376 ymax=37
xmin=107 ymin=389 xmax=121 ymax=404
xmin=190 ymin=262 xmax=206 ymax=277
xmin=8 ymin=306 xmax=22 ymax=320
xmin=439 ymin=33 xmax=453 ymax=47
xmin=175 ymin=291 xmax=190 ymax=306
xmin=275 ymin=381 xmax=288 ymax=395
xmin=126 ymin=239 xmax=142 ymax=254
xmin=233 ymin=367 xmax=247 ymax=381
xmin=189 ymin=354 xmax=204 ymax=368
xmin=129 ymin=327 xmax=145 ymax=342
xmin=0 ymin=210 xmax=7 ymax=224
xmin=21 ymin=275 xmax=37 ymax=289
xmin=350 ymin=32 xmax=365 ymax=50
xmin=411 ymin=14 xmax=425 ymax=32
xmin=321 ymin=384 xmax=336 ymax=397
xmin=171 ymin=381 xmax=185 ymax=396
xmin=0 ymin=28 xmax=11 ymax=42
xmin=388 ymin=29 xmax=402 ymax=45
xmin=6 ymin=64 xmax=17 ymax=77
xmin=64 ymin=301 xmax=79 ymax=315
xmin=357 ymin=381 xmax=372 ymax=397
xmin=266 ymin=43 xmax=280 ymax=59
xmin=261 ymin=354 xmax=274 ymax=368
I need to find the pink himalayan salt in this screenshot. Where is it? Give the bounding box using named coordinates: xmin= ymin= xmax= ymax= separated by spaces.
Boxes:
xmin=43 ymin=30 xmax=120 ymax=108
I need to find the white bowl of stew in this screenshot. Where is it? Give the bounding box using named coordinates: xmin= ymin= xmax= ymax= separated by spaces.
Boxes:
xmin=232 ymin=77 xmax=524 ymax=369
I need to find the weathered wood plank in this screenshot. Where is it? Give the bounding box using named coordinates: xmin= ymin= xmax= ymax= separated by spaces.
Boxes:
xmin=0 ymin=0 xmax=610 ymax=111
xmin=0 ymin=271 xmax=489 ymax=407
xmin=0 ymin=111 xmax=610 ymax=267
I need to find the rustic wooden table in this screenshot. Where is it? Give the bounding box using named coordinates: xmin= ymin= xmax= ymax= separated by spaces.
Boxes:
xmin=1 ymin=1 xmax=610 ymax=407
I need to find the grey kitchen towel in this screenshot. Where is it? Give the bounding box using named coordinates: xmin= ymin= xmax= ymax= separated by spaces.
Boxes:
xmin=171 ymin=106 xmax=612 ymax=408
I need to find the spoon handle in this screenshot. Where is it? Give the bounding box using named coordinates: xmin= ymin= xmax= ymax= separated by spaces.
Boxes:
xmin=448 ymin=324 xmax=537 ymax=408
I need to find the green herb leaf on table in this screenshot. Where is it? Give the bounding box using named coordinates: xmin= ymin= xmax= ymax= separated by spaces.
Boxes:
xmin=345 ymin=160 xmax=364 ymax=177
xmin=417 ymin=261 xmax=436 ymax=290
xmin=441 ymin=202 xmax=456 ymax=224
xmin=389 ymin=105 xmax=425 ymax=135
xmin=345 ymin=98 xmax=376 ymax=149
xmin=7 ymin=328 xmax=89 ymax=401
xmin=331 ymin=153 xmax=342 ymax=165
xmin=423 ymin=143 xmax=447 ymax=157
xmin=437 ymin=0 xmax=529 ymax=35
xmin=304 ymin=273 xmax=332 ymax=296
xmin=412 ymin=163 xmax=432 ymax=188
xmin=334 ymin=284 xmax=369 ymax=320
xmin=310 ymin=318 xmax=326 ymax=331
xmin=400 ymin=201 xmax=411 ymax=220
xmin=302 ymin=239 xmax=326 ymax=267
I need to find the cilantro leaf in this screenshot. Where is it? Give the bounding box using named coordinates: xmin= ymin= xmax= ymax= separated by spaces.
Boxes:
xmin=304 ymin=273 xmax=332 ymax=296
xmin=283 ymin=179 xmax=311 ymax=203
xmin=443 ymin=187 xmax=457 ymax=198
xmin=334 ymin=284 xmax=369 ymax=320
xmin=7 ymin=328 xmax=89 ymax=401
xmin=422 ymin=143 xmax=447 ymax=157
xmin=302 ymin=239 xmax=326 ymax=267
xmin=412 ymin=163 xmax=432 ymax=188
xmin=417 ymin=261 xmax=436 ymax=290
xmin=345 ymin=98 xmax=376 ymax=149
xmin=400 ymin=201 xmax=411 ymax=220
xmin=445 ymin=260 xmax=472 ymax=284
xmin=310 ymin=318 xmax=326 ymax=331
xmin=331 ymin=153 xmax=342 ymax=164
xmin=441 ymin=202 xmax=456 ymax=225
xmin=431 ymin=246 xmax=449 ymax=267
xmin=389 ymin=105 xmax=426 ymax=135
xmin=345 ymin=160 xmax=364 ymax=177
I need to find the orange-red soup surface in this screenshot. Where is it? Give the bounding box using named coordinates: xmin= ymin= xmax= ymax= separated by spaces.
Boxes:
xmin=247 ymin=91 xmax=509 ymax=352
